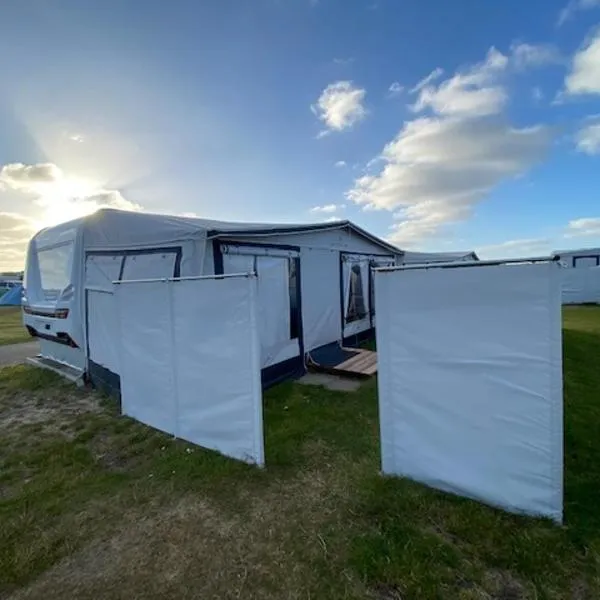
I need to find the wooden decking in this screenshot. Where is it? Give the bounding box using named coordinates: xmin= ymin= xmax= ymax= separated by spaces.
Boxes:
xmin=310 ymin=347 xmax=378 ymax=378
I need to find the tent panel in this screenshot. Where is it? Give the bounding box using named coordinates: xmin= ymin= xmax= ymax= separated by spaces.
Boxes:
xmin=121 ymin=252 xmax=178 ymax=281
xmin=87 ymin=289 xmax=120 ymax=374
xmin=375 ymin=262 xmax=563 ymax=522
xmin=300 ymin=248 xmax=340 ymax=352
xmin=85 ymin=254 xmax=123 ymax=290
xmin=117 ymin=281 xmax=175 ymax=434
xmin=222 ymin=253 xmax=300 ymax=368
xmin=172 ymin=278 xmax=263 ymax=465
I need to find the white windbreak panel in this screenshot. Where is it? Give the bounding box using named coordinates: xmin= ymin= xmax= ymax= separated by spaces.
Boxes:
xmin=87 ymin=289 xmax=120 ymax=373
xmin=375 ymin=262 xmax=563 ymax=522
xmin=301 ymin=248 xmax=340 ymax=351
xmin=85 ymin=254 xmax=123 ymax=290
xmin=116 ymin=276 xmax=263 ymax=465
xmin=172 ymin=278 xmax=263 ymax=464
xmin=121 ymin=252 xmax=177 ymax=281
xmin=118 ymin=281 xmax=175 ymax=434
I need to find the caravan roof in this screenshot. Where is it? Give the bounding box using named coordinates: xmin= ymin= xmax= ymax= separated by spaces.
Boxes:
xmin=32 ymin=208 xmax=402 ymax=255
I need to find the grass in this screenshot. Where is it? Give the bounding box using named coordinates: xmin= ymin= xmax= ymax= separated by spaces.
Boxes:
xmin=0 ymin=307 xmax=599 ymax=598
xmin=0 ymin=306 xmax=30 ymax=346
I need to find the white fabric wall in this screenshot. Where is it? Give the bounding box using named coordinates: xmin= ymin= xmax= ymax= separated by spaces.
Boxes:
xmin=561 ymin=266 xmax=600 ymax=304
xmin=116 ymin=276 xmax=264 ymax=465
xmin=85 ymin=254 xmax=123 ymax=373
xmin=222 ymin=253 xmax=300 ymax=367
xmin=300 ymin=248 xmax=340 ymax=352
xmin=375 ymin=262 xmax=563 ymax=522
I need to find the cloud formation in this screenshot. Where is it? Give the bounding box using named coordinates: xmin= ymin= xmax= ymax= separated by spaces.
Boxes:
xmin=410 ymin=48 xmax=508 ymax=117
xmin=0 ymin=162 xmax=141 ymax=270
xmin=557 ymin=0 xmax=600 ymax=27
xmin=309 ymin=203 xmax=343 ymax=213
xmin=565 ymin=27 xmax=600 ymax=95
xmin=509 ymin=42 xmax=563 ymax=70
xmin=576 ymin=117 xmax=600 ymax=154
xmin=565 ymin=217 xmax=600 ymax=237
xmin=388 ymin=82 xmax=404 ymax=97
xmin=312 ymin=81 xmax=367 ymax=135
xmin=347 ymin=47 xmax=555 ymax=247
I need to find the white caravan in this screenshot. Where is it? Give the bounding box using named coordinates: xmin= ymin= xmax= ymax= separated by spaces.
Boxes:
xmin=552 ymin=247 xmax=600 ymax=304
xmin=22 ymin=208 xmax=476 ymax=393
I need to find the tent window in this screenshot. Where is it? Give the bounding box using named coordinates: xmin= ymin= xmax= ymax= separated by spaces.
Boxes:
xmin=346 ymin=263 xmax=367 ymax=323
xmin=289 ymin=258 xmax=299 ymax=340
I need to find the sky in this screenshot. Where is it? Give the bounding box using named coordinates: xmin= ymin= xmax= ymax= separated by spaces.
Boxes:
xmin=1 ymin=0 xmax=599 ymax=270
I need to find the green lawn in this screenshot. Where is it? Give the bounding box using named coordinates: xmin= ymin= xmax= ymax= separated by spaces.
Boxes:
xmin=0 ymin=306 xmax=30 ymax=346
xmin=0 ymin=307 xmax=599 ymax=599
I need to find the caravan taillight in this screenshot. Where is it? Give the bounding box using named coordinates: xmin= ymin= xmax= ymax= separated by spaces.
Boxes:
xmin=22 ymin=306 xmax=69 ymax=319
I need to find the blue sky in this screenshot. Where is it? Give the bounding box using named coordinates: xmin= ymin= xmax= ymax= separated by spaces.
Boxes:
xmin=0 ymin=0 xmax=599 ymax=269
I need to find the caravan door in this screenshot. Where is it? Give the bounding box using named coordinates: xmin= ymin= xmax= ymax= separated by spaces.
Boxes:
xmin=222 ymin=250 xmax=301 ymax=368
xmin=342 ymin=253 xmax=395 ymax=339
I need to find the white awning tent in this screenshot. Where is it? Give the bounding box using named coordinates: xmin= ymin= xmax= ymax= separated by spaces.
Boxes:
xmin=374 ymin=258 xmax=563 ymax=522
xmin=25 ymin=208 xmax=435 ymax=392
xmin=552 ymin=248 xmax=600 ymax=305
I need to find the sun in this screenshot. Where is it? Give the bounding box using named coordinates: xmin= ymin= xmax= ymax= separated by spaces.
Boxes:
xmin=35 ymin=177 xmax=104 ymax=228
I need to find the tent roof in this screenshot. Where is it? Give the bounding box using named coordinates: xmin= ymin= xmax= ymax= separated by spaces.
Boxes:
xmin=402 ymin=250 xmax=479 ymax=264
xmin=32 ymin=209 xmax=402 ymax=255
xmin=552 ymin=247 xmax=600 ymax=257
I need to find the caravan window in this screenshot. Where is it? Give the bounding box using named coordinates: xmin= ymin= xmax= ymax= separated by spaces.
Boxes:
xmin=37 ymin=242 xmax=73 ymax=296
xmin=346 ymin=263 xmax=367 ymax=323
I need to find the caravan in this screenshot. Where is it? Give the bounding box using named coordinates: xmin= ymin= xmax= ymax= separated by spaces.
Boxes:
xmin=23 ymin=208 xmax=476 ymax=393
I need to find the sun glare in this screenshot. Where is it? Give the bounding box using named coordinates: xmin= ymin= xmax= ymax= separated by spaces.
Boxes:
xmin=36 ymin=177 xmax=103 ymax=228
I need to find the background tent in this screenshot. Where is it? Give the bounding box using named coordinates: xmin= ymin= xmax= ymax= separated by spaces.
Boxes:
xmin=0 ymin=285 xmax=22 ymax=306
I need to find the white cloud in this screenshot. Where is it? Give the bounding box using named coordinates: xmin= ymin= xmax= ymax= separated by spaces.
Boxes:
xmin=0 ymin=162 xmax=62 ymax=189
xmin=388 ymin=82 xmax=404 ymax=97
xmin=565 ymin=27 xmax=600 ymax=95
xmin=309 ymin=203 xmax=341 ymax=213
xmin=576 ymin=117 xmax=600 ymax=154
xmin=324 ymin=215 xmax=343 ymax=223
xmin=557 ymin=0 xmax=600 ymax=26
xmin=0 ymin=212 xmax=38 ymax=271
xmin=347 ymin=116 xmax=553 ymax=246
xmin=333 ymin=57 xmax=354 ymax=65
xmin=334 ymin=160 xmax=347 ymax=168
xmin=476 ymin=237 xmax=551 ymax=259
xmin=409 ymin=68 xmax=444 ymax=94
xmin=411 ymin=48 xmax=508 ymax=117
xmin=312 ymin=81 xmax=367 ymax=134
xmin=565 ymin=217 xmax=600 ymax=237
xmin=510 ymin=42 xmax=563 ymax=69
xmin=532 ymin=86 xmax=544 ymax=102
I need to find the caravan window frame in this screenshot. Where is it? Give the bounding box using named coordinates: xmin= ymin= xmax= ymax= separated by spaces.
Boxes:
xmin=36 ymin=241 xmax=75 ymax=298
xmin=573 ymin=255 xmax=600 ymax=268
xmin=85 ymin=246 xmax=183 ymax=282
